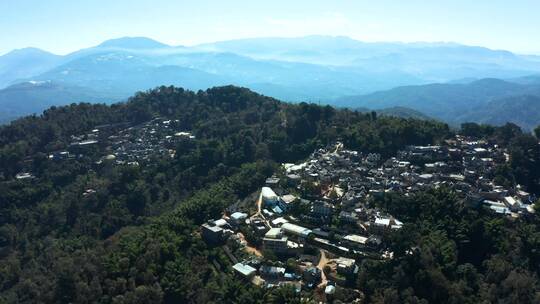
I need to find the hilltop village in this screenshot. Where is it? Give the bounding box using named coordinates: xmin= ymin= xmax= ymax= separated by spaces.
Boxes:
xmin=9 ymin=116 xmax=538 ymax=302
xmin=14 ymin=118 xmax=195 ymax=180
xmin=201 ymin=137 xmax=537 ymax=301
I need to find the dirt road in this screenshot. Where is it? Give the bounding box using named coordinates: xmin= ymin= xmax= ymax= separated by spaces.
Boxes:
xmin=317 ymin=249 xmax=329 ymax=288
xmin=238 ymin=232 xmax=263 ymax=257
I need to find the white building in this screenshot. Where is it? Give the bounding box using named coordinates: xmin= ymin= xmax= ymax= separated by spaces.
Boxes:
xmin=281 ymin=223 xmax=312 ymax=238
xmin=233 ymin=263 xmax=257 ymax=278
xmin=263 ymin=228 xmax=289 ymax=253
xmin=262 ymin=187 xmax=279 ymax=206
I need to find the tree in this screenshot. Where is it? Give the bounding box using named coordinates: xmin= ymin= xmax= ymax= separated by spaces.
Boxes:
xmin=534 ymin=125 xmax=540 ymax=138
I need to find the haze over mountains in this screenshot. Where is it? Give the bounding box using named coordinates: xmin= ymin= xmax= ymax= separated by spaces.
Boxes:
xmin=2 ymin=35 xmax=540 ymax=127
xmin=336 ymin=76 xmax=540 ymax=130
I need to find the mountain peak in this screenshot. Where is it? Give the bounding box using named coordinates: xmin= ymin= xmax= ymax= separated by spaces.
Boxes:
xmin=2 ymin=47 xmax=58 ymax=58
xmin=470 ymin=78 xmax=516 ymax=87
xmin=97 ymin=37 xmax=170 ymax=49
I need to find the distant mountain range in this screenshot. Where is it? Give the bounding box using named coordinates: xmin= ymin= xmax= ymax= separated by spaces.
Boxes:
xmin=0 ymin=48 xmax=62 ymax=89
xmin=2 ymin=35 xmax=540 ymax=126
xmin=0 ymin=81 xmax=111 ymax=124
xmin=335 ymin=77 xmax=540 ymax=130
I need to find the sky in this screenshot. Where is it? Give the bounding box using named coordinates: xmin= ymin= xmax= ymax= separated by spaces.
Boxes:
xmin=1 ymin=0 xmax=540 ymax=55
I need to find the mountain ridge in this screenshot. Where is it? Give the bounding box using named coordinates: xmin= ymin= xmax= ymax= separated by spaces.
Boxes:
xmin=2 ymin=35 xmax=540 ymax=126
xmin=335 ymin=78 xmax=540 ymax=129
xmin=96 ymin=36 xmax=172 ymax=49
xmin=0 ymin=47 xmax=63 ymax=88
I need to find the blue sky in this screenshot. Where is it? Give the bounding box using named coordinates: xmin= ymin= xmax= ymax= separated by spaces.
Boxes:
xmin=1 ymin=0 xmax=539 ymax=55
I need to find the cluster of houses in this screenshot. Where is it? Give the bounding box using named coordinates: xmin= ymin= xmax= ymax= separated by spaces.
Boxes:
xmin=201 ymin=136 xmax=536 ymax=298
xmin=395 ymin=135 xmax=536 ymax=216
xmin=48 ymin=118 xmax=195 ymax=166
xmin=200 ymin=148 xmax=399 ymax=296
xmin=102 ymin=118 xmax=194 ymax=164
xmin=12 ymin=118 xmax=196 ymax=181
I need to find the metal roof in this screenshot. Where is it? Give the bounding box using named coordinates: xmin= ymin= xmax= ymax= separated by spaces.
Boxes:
xmin=233 ymin=263 xmax=256 ymax=277
xmin=281 ymin=223 xmax=312 ymax=237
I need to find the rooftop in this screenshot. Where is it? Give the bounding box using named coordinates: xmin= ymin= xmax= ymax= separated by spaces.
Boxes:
xmin=233 ymin=263 xmax=257 ymax=277
xmin=281 ymin=223 xmax=312 ymax=237
xmin=343 ymin=234 xmax=368 ymax=244
xmin=264 ymin=228 xmax=283 ymax=239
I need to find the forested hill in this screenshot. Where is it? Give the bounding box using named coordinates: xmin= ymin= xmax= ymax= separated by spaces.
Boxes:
xmin=0 ymin=86 xmax=539 ymax=303
xmin=0 ymin=85 xmax=449 ymax=174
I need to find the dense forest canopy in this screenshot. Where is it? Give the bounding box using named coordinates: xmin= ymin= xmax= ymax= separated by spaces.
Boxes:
xmin=0 ymin=85 xmax=539 ymax=303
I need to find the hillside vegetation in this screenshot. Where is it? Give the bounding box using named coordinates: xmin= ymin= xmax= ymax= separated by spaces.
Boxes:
xmin=0 ymin=86 xmax=450 ymax=302
xmin=0 ymin=86 xmax=539 ymax=303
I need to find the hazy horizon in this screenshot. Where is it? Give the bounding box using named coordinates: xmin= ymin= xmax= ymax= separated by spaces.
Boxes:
xmin=2 ymin=0 xmax=540 ymax=56
xmin=5 ymin=34 xmax=540 ymax=57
